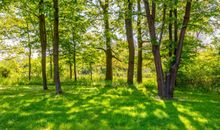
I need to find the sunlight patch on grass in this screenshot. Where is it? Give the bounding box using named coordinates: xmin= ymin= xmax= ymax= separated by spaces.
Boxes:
xmin=153 ymin=109 xmax=169 ymax=119
xmin=58 ymin=123 xmax=72 ymax=130
xmin=42 ymin=123 xmax=54 ymax=130
xmin=179 ymin=115 xmax=195 ymax=130
xmin=174 ymin=102 xmax=208 ymax=124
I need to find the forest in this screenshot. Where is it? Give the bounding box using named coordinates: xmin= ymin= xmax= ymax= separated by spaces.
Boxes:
xmin=0 ymin=0 xmax=220 ymax=129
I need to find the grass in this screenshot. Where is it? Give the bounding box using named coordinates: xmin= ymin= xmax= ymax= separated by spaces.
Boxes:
xmin=0 ymin=81 xmax=219 ymax=130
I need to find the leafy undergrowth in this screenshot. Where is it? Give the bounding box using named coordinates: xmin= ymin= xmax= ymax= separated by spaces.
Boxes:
xmin=0 ymin=82 xmax=219 ymax=130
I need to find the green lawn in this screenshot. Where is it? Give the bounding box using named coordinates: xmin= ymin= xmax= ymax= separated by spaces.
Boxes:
xmin=0 ymin=82 xmax=219 ymax=130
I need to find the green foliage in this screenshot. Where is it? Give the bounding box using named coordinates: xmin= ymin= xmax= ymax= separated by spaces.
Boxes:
xmin=177 ymin=48 xmax=220 ymax=92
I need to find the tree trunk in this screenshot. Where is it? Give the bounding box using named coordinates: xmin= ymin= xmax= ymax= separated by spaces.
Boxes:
xmin=168 ymin=10 xmax=173 ymax=57
xmin=53 ymin=0 xmax=62 ymax=94
xmin=72 ymin=32 xmax=77 ymax=81
xmin=39 ymin=0 xmax=48 ymax=90
xmin=90 ymin=63 xmax=93 ymax=80
xmin=69 ymin=63 xmax=72 ymax=79
xmin=49 ymin=48 xmax=53 ymax=79
xmin=143 ymin=0 xmax=165 ymax=97
xmin=102 ymin=0 xmax=113 ymax=81
xmin=28 ymin=46 xmax=31 ymax=81
xmin=137 ymin=0 xmax=142 ymax=83
xmin=165 ymin=1 xmax=192 ymax=98
xmin=26 ymin=22 xmax=31 ymax=81
xmin=125 ymin=0 xmax=135 ymax=84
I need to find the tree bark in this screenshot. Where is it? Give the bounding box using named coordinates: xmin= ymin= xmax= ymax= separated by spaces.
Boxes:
xmin=102 ymin=0 xmax=113 ymax=81
xmin=53 ymin=0 xmax=62 ymax=94
xmin=168 ymin=10 xmax=173 ymax=57
xmin=143 ymin=0 xmax=165 ymax=97
xmin=73 ymin=40 xmax=77 ymax=81
xmin=69 ymin=63 xmax=72 ymax=79
xmin=165 ymin=0 xmax=192 ymax=98
xmin=72 ymin=32 xmax=77 ymax=81
xmin=90 ymin=63 xmax=93 ymax=80
xmin=137 ymin=0 xmax=143 ymax=83
xmin=39 ymin=0 xmax=48 ymax=90
xmin=49 ymin=48 xmax=53 ymax=79
xmin=125 ymin=0 xmax=135 ymax=84
xmin=26 ymin=22 xmax=31 ymax=81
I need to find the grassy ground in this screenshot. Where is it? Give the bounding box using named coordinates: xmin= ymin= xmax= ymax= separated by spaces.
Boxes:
xmin=0 ymin=81 xmax=219 ymax=130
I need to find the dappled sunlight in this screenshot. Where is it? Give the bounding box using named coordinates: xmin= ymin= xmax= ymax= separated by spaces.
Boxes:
xmin=179 ymin=115 xmax=195 ymax=130
xmin=173 ymin=102 xmax=208 ymax=125
xmin=153 ymin=109 xmax=169 ymax=119
xmin=0 ymin=84 xmax=219 ymax=129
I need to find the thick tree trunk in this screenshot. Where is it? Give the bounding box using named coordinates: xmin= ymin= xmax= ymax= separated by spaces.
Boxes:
xmin=165 ymin=1 xmax=192 ymax=98
xmin=39 ymin=0 xmax=48 ymax=90
xmin=102 ymin=0 xmax=113 ymax=81
xmin=137 ymin=0 xmax=142 ymax=83
xmin=125 ymin=0 xmax=135 ymax=84
xmin=53 ymin=0 xmax=62 ymax=94
xmin=143 ymin=0 xmax=165 ymax=97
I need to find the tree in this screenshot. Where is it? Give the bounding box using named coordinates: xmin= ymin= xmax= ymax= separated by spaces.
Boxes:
xmin=143 ymin=0 xmax=192 ymax=98
xmin=137 ymin=0 xmax=143 ymax=83
xmin=143 ymin=0 xmax=165 ymax=97
xmin=165 ymin=0 xmax=192 ymax=98
xmin=98 ymin=0 xmax=113 ymax=81
xmin=39 ymin=0 xmax=48 ymax=90
xmin=53 ymin=0 xmax=62 ymax=94
xmin=125 ymin=0 xmax=135 ymax=84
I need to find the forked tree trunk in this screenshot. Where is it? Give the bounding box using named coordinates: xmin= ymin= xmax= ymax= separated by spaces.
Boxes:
xmin=165 ymin=1 xmax=192 ymax=98
xmin=143 ymin=0 xmax=165 ymax=97
xmin=53 ymin=0 xmax=62 ymax=94
xmin=125 ymin=0 xmax=135 ymax=84
xmin=137 ymin=0 xmax=143 ymax=83
xmin=39 ymin=0 xmax=48 ymax=90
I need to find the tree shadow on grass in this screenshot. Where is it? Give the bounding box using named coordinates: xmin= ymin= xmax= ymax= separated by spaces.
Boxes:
xmin=0 ymin=84 xmax=219 ymax=129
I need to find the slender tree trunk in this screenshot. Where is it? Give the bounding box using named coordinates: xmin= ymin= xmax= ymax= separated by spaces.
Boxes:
xmin=137 ymin=0 xmax=143 ymax=83
xmin=90 ymin=63 xmax=93 ymax=80
xmin=26 ymin=22 xmax=31 ymax=81
xmin=125 ymin=0 xmax=135 ymax=84
xmin=174 ymin=8 xmax=178 ymax=47
xmin=53 ymin=0 xmax=62 ymax=94
xmin=69 ymin=63 xmax=72 ymax=79
xmin=39 ymin=0 xmax=48 ymax=90
xmin=72 ymin=32 xmax=77 ymax=81
xmin=49 ymin=48 xmax=53 ymax=79
xmin=102 ymin=0 xmax=113 ymax=81
xmin=165 ymin=1 xmax=192 ymax=98
xmin=168 ymin=10 xmax=173 ymax=57
xmin=143 ymin=0 xmax=165 ymax=97
xmin=28 ymin=46 xmax=32 ymax=81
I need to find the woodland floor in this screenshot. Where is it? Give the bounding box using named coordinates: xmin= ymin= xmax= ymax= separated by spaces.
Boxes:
xmin=0 ymin=81 xmax=219 ymax=130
